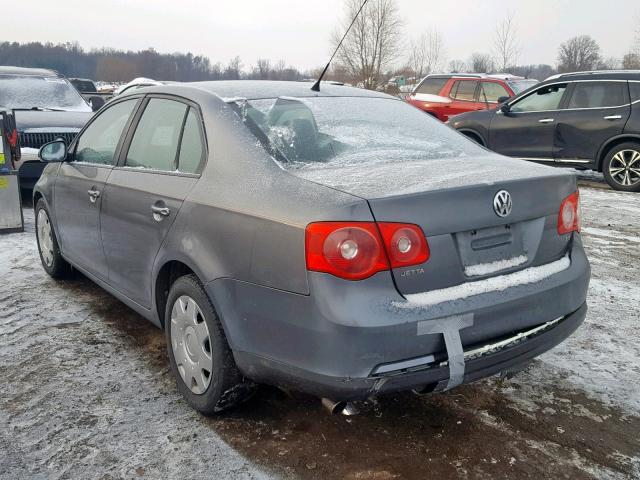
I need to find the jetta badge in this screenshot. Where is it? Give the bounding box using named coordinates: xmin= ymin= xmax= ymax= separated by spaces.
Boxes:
xmin=493 ymin=190 xmax=512 ymax=217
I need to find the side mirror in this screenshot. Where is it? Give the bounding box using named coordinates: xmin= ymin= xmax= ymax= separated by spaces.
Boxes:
xmin=497 ymin=96 xmax=511 ymax=104
xmin=500 ymin=102 xmax=511 ymax=114
xmin=89 ymin=96 xmax=105 ymax=112
xmin=39 ymin=140 xmax=67 ymax=163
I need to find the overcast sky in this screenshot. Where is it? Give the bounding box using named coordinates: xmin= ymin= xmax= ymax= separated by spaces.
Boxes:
xmin=11 ymin=0 xmax=640 ymax=71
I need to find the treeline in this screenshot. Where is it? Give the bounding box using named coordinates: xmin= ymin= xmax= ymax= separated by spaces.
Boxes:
xmin=0 ymin=42 xmax=306 ymax=82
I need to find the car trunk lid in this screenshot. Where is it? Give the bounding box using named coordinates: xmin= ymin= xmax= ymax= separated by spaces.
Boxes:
xmin=292 ymin=154 xmax=576 ymax=295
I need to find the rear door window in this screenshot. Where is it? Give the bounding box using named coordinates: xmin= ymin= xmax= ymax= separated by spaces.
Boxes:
xmin=510 ymin=84 xmax=568 ymax=113
xmin=126 ymin=98 xmax=188 ymax=171
xmin=479 ymin=82 xmax=510 ymax=102
xmin=414 ymin=78 xmax=448 ymax=95
xmin=567 ymin=82 xmax=629 ymax=109
xmin=450 ymin=80 xmax=478 ymax=101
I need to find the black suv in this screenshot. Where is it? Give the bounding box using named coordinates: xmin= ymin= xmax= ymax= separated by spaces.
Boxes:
xmin=0 ymin=67 xmax=93 ymax=191
xmin=449 ymin=71 xmax=640 ymax=191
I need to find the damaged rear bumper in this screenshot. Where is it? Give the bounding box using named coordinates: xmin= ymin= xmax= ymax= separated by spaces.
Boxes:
xmin=232 ymin=303 xmax=586 ymax=400
xmin=207 ymin=237 xmax=590 ymax=400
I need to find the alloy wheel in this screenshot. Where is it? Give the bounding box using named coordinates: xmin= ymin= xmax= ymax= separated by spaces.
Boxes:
xmin=608 ymin=149 xmax=640 ymax=187
xmin=37 ymin=209 xmax=54 ymax=267
xmin=170 ymin=295 xmax=213 ymax=395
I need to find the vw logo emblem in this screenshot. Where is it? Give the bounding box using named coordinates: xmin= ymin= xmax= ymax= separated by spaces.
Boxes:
xmin=493 ymin=190 xmax=512 ymax=217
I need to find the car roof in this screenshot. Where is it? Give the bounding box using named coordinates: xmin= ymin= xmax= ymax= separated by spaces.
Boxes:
xmin=545 ymin=70 xmax=640 ymax=81
xmin=186 ymin=80 xmax=394 ymax=100
xmin=425 ymin=73 xmax=526 ymax=81
xmin=0 ymin=66 xmax=59 ymax=77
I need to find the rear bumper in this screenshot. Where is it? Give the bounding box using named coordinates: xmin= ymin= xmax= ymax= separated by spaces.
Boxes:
xmin=207 ymin=237 xmax=590 ymax=399
xmin=233 ymin=303 xmax=586 ymax=400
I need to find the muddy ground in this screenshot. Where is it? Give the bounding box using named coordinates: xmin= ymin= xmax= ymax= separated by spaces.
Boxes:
xmin=1 ymin=175 xmax=639 ymax=479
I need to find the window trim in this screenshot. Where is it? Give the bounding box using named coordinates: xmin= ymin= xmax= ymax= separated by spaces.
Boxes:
xmin=115 ymin=93 xmax=208 ymax=177
xmin=67 ymin=95 xmax=144 ymax=168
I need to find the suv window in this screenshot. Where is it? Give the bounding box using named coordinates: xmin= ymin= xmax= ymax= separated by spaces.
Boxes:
xmin=415 ymin=77 xmax=448 ymax=95
xmin=510 ymin=84 xmax=568 ymax=113
xmin=479 ymin=81 xmax=510 ymax=102
xmin=567 ymin=82 xmax=628 ymax=109
xmin=177 ymin=108 xmax=205 ymax=174
xmin=631 ymin=82 xmax=640 ymax=102
xmin=75 ymin=99 xmax=138 ymax=165
xmin=126 ymin=98 xmax=188 ymax=171
xmin=450 ymin=80 xmax=478 ymax=101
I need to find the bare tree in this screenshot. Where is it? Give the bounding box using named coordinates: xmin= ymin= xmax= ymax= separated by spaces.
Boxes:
xmin=469 ymin=53 xmax=494 ymax=73
xmin=448 ymin=59 xmax=466 ymax=73
xmin=493 ymin=12 xmax=519 ymax=72
xmin=332 ymin=0 xmax=404 ymax=90
xmin=598 ymin=56 xmax=621 ymax=70
xmin=256 ymin=58 xmax=271 ymax=79
xmin=557 ymin=35 xmax=601 ymax=72
xmin=409 ymin=28 xmax=445 ymax=80
xmin=623 ymin=52 xmax=640 ymax=69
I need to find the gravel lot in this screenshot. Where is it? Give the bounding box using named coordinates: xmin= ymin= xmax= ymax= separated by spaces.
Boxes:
xmin=1 ymin=176 xmax=639 ymax=479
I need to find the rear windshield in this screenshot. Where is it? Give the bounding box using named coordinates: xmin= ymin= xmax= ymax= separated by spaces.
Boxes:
xmin=0 ymin=75 xmax=91 ymax=112
xmin=507 ymin=79 xmax=539 ymax=94
xmin=229 ymin=96 xmax=484 ymax=168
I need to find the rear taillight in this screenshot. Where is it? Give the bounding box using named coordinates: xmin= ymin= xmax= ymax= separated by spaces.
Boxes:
xmin=558 ymin=191 xmax=581 ymax=235
xmin=377 ymin=223 xmax=430 ymax=268
xmin=305 ymin=222 xmax=429 ymax=280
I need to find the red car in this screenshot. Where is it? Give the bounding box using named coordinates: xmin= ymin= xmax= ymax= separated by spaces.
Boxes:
xmin=407 ymin=74 xmax=538 ymax=122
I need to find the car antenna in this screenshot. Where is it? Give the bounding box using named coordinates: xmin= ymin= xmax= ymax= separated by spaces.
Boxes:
xmin=311 ymin=0 xmax=369 ymax=92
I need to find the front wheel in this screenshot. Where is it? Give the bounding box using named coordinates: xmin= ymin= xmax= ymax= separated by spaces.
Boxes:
xmin=602 ymin=143 xmax=640 ymax=192
xmin=165 ymin=274 xmax=255 ymax=414
xmin=35 ymin=199 xmax=71 ymax=278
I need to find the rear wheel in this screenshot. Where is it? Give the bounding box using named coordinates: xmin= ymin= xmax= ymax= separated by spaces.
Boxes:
xmin=165 ymin=274 xmax=254 ymax=414
xmin=35 ymin=199 xmax=71 ymax=278
xmin=603 ymin=143 xmax=640 ymax=192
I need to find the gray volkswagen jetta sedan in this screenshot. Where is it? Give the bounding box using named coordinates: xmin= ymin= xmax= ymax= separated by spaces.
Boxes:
xmin=33 ymin=81 xmax=590 ymax=414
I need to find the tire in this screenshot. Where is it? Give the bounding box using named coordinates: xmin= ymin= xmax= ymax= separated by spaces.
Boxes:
xmin=35 ymin=199 xmax=72 ymax=278
xmin=165 ymin=274 xmax=254 ymax=414
xmin=602 ymin=142 xmax=640 ymax=192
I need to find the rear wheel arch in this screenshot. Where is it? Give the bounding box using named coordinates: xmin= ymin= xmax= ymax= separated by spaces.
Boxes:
xmin=155 ymin=260 xmax=200 ymax=328
xmin=597 ymin=135 xmax=640 ymax=171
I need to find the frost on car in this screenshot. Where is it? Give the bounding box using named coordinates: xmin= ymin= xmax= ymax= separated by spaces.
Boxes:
xmin=32 ymin=81 xmax=590 ymax=415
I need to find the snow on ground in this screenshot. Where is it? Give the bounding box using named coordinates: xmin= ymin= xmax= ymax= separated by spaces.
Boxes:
xmin=1 ymin=183 xmax=639 ymax=479
xmin=502 ymin=186 xmax=640 ymax=414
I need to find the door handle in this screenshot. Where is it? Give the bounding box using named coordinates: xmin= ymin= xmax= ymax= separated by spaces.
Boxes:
xmin=538 ymin=118 xmax=555 ymax=124
xmin=87 ymin=188 xmax=101 ymax=203
xmin=604 ymin=115 xmax=622 ymax=120
xmin=151 ymin=205 xmax=170 ymax=218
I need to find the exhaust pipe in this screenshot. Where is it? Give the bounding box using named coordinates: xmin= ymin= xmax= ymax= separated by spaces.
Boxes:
xmin=321 ymin=398 xmax=359 ymax=416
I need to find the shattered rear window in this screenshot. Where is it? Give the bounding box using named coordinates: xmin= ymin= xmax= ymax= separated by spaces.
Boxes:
xmin=228 ymin=96 xmax=484 ymax=168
